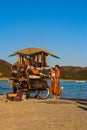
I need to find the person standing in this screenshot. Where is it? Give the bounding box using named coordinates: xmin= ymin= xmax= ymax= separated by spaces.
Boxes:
xmin=49 ymin=68 xmax=55 ymax=96
xmin=49 ymin=65 xmax=61 ymax=99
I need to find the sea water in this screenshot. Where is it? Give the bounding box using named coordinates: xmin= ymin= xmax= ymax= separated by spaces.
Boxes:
xmin=59 ymin=80 xmax=87 ymax=99
xmin=0 ymin=80 xmax=13 ymax=95
xmin=0 ymin=80 xmax=87 ymax=99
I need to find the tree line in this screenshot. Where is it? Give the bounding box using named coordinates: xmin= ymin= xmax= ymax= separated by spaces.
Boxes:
xmin=0 ymin=59 xmax=87 ymax=80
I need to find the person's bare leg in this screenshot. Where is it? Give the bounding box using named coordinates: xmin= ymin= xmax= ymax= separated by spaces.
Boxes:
xmin=54 ymin=95 xmax=57 ymax=99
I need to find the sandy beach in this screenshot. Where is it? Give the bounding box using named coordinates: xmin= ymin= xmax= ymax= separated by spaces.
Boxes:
xmin=0 ymin=95 xmax=87 ymax=130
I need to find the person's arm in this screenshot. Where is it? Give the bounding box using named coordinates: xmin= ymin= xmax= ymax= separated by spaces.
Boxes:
xmin=55 ymin=69 xmax=60 ymax=78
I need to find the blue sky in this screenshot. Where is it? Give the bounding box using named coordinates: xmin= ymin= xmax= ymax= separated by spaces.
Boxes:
xmin=0 ymin=0 xmax=87 ymax=67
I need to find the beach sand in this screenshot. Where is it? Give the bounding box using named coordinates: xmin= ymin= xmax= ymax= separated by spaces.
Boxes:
xmin=0 ymin=95 xmax=87 ymax=130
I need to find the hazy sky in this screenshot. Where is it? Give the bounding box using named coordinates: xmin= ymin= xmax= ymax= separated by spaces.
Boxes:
xmin=0 ymin=0 xmax=87 ymax=67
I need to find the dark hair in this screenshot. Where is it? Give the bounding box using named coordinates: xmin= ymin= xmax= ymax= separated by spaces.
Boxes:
xmin=55 ymin=65 xmax=60 ymax=69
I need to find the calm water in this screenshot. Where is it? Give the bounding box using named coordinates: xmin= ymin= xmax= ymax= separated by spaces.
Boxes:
xmin=0 ymin=80 xmax=87 ymax=99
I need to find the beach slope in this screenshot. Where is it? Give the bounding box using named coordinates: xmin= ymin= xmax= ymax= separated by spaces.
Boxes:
xmin=0 ymin=96 xmax=87 ymax=130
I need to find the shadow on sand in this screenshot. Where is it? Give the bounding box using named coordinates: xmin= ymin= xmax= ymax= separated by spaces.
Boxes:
xmin=76 ymin=101 xmax=87 ymax=106
xmin=78 ymin=106 xmax=87 ymax=111
xmin=36 ymin=98 xmax=87 ymax=106
xmin=76 ymin=100 xmax=87 ymax=111
xmin=36 ymin=98 xmax=76 ymax=105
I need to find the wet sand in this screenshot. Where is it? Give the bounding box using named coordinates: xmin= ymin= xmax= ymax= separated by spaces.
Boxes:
xmin=0 ymin=95 xmax=87 ymax=130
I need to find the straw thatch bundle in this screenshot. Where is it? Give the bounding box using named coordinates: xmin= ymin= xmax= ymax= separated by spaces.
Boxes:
xmin=9 ymin=47 xmax=60 ymax=67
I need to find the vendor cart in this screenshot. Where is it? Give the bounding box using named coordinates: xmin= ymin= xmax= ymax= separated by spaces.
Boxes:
xmin=8 ymin=47 xmax=60 ymax=99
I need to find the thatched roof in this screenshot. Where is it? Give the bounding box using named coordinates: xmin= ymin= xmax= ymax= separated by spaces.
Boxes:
xmin=9 ymin=47 xmax=60 ymax=59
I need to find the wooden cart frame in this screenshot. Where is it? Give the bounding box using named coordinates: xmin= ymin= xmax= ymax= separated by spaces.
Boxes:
xmin=8 ymin=47 xmax=60 ymax=99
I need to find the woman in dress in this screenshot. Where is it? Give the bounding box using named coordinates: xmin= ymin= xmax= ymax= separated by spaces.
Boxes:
xmin=49 ymin=65 xmax=61 ymax=99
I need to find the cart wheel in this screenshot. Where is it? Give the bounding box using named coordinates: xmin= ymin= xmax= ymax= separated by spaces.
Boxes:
xmin=37 ymin=87 xmax=49 ymax=99
xmin=28 ymin=91 xmax=38 ymax=98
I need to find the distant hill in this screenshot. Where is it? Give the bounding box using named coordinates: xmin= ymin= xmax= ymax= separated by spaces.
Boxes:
xmin=0 ymin=59 xmax=87 ymax=80
xmin=0 ymin=59 xmax=12 ymax=78
xmin=45 ymin=66 xmax=87 ymax=80
xmin=60 ymin=66 xmax=87 ymax=80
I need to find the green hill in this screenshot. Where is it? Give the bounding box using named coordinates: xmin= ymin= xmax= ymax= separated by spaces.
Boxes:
xmin=60 ymin=66 xmax=87 ymax=80
xmin=0 ymin=59 xmax=87 ymax=80
xmin=0 ymin=59 xmax=12 ymax=78
xmin=45 ymin=66 xmax=87 ymax=80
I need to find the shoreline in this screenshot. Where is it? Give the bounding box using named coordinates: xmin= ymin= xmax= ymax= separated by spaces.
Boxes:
xmin=0 ymin=77 xmax=9 ymax=81
xmin=0 ymin=77 xmax=87 ymax=82
xmin=0 ymin=94 xmax=87 ymax=101
xmin=0 ymin=76 xmax=87 ymax=82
